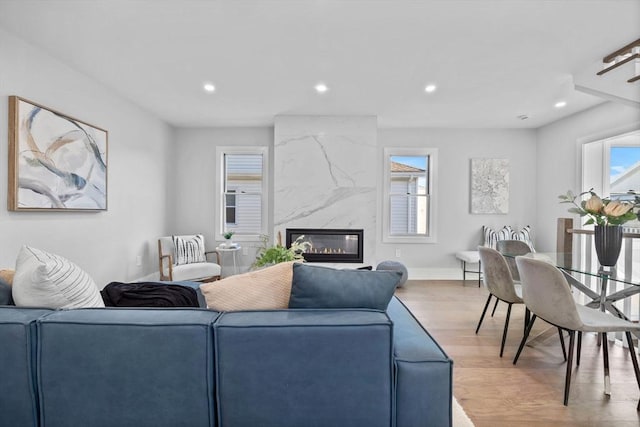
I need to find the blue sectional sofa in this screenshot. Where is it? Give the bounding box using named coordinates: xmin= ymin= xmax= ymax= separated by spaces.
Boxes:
xmin=0 ymin=296 xmax=452 ymax=427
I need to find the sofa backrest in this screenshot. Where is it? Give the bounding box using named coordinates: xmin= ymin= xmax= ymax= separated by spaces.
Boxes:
xmin=214 ymin=309 xmax=394 ymax=427
xmin=36 ymin=308 xmax=220 ymax=427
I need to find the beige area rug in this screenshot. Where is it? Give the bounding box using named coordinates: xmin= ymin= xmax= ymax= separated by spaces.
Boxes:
xmin=453 ymin=396 xmax=474 ymax=427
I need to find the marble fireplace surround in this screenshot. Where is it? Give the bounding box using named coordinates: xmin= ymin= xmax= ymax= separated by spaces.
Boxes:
xmin=273 ymin=116 xmax=377 ymax=266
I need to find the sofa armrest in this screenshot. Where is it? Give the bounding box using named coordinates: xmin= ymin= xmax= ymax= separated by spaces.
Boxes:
xmin=387 ymin=296 xmax=453 ymax=427
xmin=214 ymin=309 xmax=393 ymax=427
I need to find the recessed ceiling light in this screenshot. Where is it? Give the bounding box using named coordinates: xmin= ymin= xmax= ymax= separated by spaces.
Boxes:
xmin=315 ymin=83 xmax=329 ymax=93
xmin=203 ymin=83 xmax=216 ymax=93
xmin=554 ymin=101 xmax=567 ymax=108
xmin=424 ymin=84 xmax=437 ymax=93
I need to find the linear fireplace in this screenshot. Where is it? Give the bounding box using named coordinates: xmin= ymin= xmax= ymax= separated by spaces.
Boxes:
xmin=286 ymin=228 xmax=364 ymax=263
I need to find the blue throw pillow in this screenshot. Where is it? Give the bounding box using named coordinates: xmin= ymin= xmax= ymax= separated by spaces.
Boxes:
xmin=289 ymin=264 xmax=401 ymax=310
xmin=0 ymin=278 xmax=14 ymax=305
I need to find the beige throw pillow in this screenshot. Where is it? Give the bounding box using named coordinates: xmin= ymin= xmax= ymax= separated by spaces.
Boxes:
xmin=200 ymin=262 xmax=295 ymax=311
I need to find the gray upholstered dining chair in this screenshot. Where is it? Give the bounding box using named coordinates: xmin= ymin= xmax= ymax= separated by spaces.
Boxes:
xmin=475 ymin=246 xmax=530 ymax=357
xmin=513 ymin=256 xmax=640 ymax=407
xmin=489 ymin=239 xmax=533 ymax=317
xmin=496 ymin=239 xmax=532 ymax=282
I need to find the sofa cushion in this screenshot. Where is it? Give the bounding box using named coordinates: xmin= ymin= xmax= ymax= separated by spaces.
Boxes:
xmin=214 ymin=309 xmax=393 ymax=427
xmin=12 ymin=246 xmax=104 ymax=309
xmin=169 ymin=262 xmax=221 ymax=282
xmin=172 ymin=234 xmax=206 ymax=265
xmin=36 ymin=308 xmax=219 ymax=427
xmin=200 ymin=261 xmax=294 ymax=311
xmin=288 ymin=263 xmax=400 ymax=310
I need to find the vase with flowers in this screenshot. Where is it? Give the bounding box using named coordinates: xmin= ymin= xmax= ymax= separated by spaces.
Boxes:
xmin=559 ymin=189 xmax=640 ymax=266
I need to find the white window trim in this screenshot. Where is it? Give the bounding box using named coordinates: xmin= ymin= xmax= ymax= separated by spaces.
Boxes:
xmin=382 ymin=147 xmax=438 ymax=244
xmin=215 ymin=146 xmax=269 ymax=242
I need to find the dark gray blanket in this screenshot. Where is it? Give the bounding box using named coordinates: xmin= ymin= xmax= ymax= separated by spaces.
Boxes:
xmin=101 ymin=282 xmax=200 ymax=307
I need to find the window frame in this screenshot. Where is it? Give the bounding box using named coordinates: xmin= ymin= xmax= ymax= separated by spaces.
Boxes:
xmin=382 ymin=147 xmax=438 ymax=244
xmin=225 ymin=189 xmax=237 ymax=225
xmin=215 ymin=146 xmax=269 ymax=242
xmin=602 ymin=131 xmax=640 ymax=198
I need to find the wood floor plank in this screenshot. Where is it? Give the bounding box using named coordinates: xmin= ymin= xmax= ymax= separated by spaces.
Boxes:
xmin=395 ymin=280 xmax=640 ymax=426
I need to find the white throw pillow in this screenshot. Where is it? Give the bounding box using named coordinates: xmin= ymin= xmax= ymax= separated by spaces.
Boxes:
xmin=12 ymin=246 xmax=105 ymax=309
xmin=172 ymin=235 xmax=206 ymax=265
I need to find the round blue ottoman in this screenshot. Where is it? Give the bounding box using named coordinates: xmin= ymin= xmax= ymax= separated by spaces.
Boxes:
xmin=376 ymin=261 xmax=408 ymax=287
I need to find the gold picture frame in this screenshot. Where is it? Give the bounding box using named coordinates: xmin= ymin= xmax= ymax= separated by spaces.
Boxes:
xmin=8 ymin=96 xmax=108 ymax=211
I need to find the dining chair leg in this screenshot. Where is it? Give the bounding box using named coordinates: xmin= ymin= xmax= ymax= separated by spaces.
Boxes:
xmin=491 ymin=298 xmax=499 ymax=317
xmin=475 ymin=294 xmax=493 ymax=334
xmin=624 ymin=332 xmax=640 ymax=390
xmin=500 ymin=303 xmax=513 ymax=357
xmin=577 ymin=332 xmax=582 ymax=366
xmin=558 ymin=328 xmax=567 ymax=361
xmin=564 ymin=330 xmax=576 ymax=406
xmin=523 ymin=308 xmax=530 ymax=334
xmin=602 ymin=332 xmax=611 ymax=395
xmin=513 ymin=314 xmax=537 ymax=365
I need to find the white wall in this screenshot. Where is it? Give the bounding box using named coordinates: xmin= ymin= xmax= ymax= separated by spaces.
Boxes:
xmin=170 ymin=127 xmax=273 ymax=272
xmin=535 ymin=102 xmax=640 ymax=252
xmin=0 ymin=27 xmax=172 ymax=286
xmin=172 ymin=126 xmax=537 ymax=277
xmin=377 ymin=128 xmax=537 ymax=277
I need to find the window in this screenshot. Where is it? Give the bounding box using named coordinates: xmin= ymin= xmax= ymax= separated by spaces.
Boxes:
xmin=216 ymin=146 xmax=268 ymax=240
xmin=584 ymin=130 xmax=640 ymax=199
xmin=383 ymin=148 xmax=438 ymax=243
xmin=225 ymin=190 xmax=237 ymax=224
xmin=608 ymin=145 xmax=640 ymax=200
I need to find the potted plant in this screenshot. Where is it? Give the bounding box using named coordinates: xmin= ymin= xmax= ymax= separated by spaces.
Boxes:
xmin=252 ymin=234 xmax=311 ymax=269
xmin=559 ymin=189 xmax=640 ymax=266
xmin=223 ymin=231 xmax=235 ymax=247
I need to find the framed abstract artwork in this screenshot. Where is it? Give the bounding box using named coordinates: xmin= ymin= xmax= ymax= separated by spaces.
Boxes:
xmin=8 ymin=96 xmax=108 ymax=211
xmin=470 ymin=158 xmax=509 ymax=214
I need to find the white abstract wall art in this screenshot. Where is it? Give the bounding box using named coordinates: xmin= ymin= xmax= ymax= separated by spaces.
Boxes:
xmin=8 ymin=96 xmax=108 ymax=211
xmin=470 ymin=158 xmax=509 ymax=214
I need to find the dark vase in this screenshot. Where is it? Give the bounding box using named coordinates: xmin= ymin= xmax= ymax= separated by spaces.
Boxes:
xmin=594 ymin=225 xmax=623 ymax=267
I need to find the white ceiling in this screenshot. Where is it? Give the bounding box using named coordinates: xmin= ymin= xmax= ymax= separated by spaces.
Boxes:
xmin=0 ymin=0 xmax=638 ymax=128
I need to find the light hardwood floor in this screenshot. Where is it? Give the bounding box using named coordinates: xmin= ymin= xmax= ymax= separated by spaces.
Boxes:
xmin=395 ymin=280 xmax=640 ymax=427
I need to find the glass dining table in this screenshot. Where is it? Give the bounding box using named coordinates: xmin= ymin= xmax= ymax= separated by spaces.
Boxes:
xmin=514 ymin=252 xmax=640 ymax=321
xmin=504 ymin=251 xmax=640 ymax=396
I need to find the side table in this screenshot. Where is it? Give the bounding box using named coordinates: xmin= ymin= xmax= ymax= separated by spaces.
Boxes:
xmin=216 ymin=245 xmax=241 ymax=277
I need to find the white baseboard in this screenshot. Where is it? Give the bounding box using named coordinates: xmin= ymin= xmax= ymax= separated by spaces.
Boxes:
xmin=407 ymin=267 xmax=467 ymax=281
